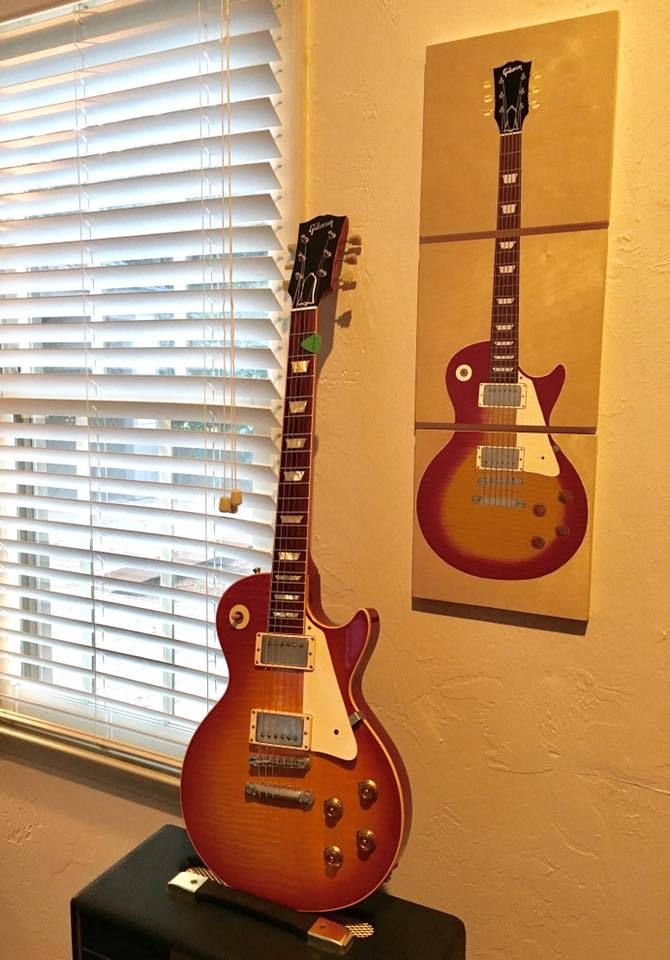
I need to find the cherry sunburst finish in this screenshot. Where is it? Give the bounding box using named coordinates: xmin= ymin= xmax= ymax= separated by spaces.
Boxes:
xmin=416 ymin=60 xmax=588 ymax=580
xmin=181 ymin=215 xmax=411 ymax=912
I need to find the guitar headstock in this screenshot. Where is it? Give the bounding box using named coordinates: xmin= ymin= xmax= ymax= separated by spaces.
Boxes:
xmin=287 ymin=215 xmax=348 ymax=309
xmin=493 ymin=60 xmax=532 ymax=134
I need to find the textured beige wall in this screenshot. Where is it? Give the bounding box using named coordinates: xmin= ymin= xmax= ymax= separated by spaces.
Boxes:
xmin=1 ymin=1 xmax=669 ymax=960
xmin=305 ymin=1 xmax=669 ymax=959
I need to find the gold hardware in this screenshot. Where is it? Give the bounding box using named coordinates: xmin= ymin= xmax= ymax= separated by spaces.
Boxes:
xmin=308 ymin=917 xmax=353 ymax=949
xmin=324 ymin=797 xmax=343 ymax=821
xmin=324 ymin=845 xmax=343 ymax=868
xmin=347 ymin=233 xmax=363 ymax=246
xmin=229 ymin=604 xmax=250 ymax=630
xmin=358 ymin=779 xmax=378 ymax=803
xmin=338 ymin=270 xmax=356 ymax=290
xmin=356 ymin=829 xmax=376 ymax=854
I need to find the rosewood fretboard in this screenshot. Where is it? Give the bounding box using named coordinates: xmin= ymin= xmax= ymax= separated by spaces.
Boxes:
xmin=266 ymin=308 xmax=318 ymax=635
xmin=489 ymin=130 xmax=522 ymax=383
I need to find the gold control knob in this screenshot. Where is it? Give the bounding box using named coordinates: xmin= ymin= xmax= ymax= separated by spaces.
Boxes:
xmin=324 ymin=845 xmax=343 ymax=868
xmin=357 ymin=829 xmax=376 ymax=854
xmin=324 ymin=797 xmax=343 ymax=821
xmin=358 ymin=779 xmax=378 ymax=803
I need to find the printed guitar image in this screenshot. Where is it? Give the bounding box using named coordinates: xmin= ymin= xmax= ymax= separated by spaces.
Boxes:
xmin=416 ymin=59 xmax=588 ymax=580
xmin=181 ymin=215 xmax=411 ymax=912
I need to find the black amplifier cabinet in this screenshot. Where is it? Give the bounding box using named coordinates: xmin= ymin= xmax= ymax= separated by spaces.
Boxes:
xmin=71 ymin=824 xmax=465 ymax=960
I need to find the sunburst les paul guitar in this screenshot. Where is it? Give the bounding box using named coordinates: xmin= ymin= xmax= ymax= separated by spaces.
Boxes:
xmin=182 ymin=215 xmax=411 ymax=912
xmin=416 ymin=59 xmax=588 ymax=581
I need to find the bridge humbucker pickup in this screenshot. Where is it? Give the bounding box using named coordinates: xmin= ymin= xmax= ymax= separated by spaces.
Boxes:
xmin=248 ymin=754 xmax=311 ymax=771
xmin=244 ymin=782 xmax=314 ymax=808
xmin=255 ymin=633 xmax=315 ymax=671
xmin=250 ymin=709 xmax=312 ymax=751
xmin=478 ymin=382 xmax=526 ymax=409
xmin=477 ymin=445 xmax=524 ymax=471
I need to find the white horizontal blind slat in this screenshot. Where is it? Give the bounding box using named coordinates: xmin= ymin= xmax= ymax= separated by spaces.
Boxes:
xmin=0 ymin=0 xmax=286 ymax=762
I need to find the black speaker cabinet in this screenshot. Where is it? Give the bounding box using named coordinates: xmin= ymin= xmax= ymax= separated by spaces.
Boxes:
xmin=71 ymin=825 xmax=465 ymax=960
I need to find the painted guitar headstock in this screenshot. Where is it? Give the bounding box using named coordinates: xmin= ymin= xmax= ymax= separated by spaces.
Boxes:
xmin=493 ymin=60 xmax=532 ymax=133
xmin=287 ymin=215 xmax=349 ymax=309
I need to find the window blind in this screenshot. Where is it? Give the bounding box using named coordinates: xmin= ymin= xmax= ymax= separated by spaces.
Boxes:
xmin=0 ymin=0 xmax=286 ymax=769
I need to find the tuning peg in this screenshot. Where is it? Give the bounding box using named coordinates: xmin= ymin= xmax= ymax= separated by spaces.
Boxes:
xmin=531 ymin=101 xmax=540 ymax=110
xmin=281 ymin=279 xmax=291 ymax=291
xmin=347 ymin=233 xmax=363 ymax=246
xmin=287 ymin=243 xmax=296 ymax=254
xmin=343 ymin=253 xmax=358 ymax=264
xmin=283 ymin=259 xmax=294 ymax=271
xmin=338 ymin=270 xmax=356 ymax=290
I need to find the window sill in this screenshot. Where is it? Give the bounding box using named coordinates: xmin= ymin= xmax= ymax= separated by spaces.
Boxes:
xmin=0 ymin=714 xmax=182 ymax=816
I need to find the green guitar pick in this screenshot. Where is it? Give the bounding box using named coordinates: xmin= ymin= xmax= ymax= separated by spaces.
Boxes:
xmin=300 ymin=333 xmax=322 ymax=354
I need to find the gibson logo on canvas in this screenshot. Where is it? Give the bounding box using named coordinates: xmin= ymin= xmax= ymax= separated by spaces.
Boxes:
xmin=309 ymin=219 xmax=333 ymax=235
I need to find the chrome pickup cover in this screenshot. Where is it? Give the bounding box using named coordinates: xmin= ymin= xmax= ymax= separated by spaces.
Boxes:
xmin=255 ymin=633 xmax=315 ymax=671
xmin=250 ymin=709 xmax=312 ymax=751
xmin=478 ymin=382 xmax=526 ymax=408
xmin=477 ymin=444 xmax=524 ymax=471
xmin=244 ymin=782 xmax=314 ymax=808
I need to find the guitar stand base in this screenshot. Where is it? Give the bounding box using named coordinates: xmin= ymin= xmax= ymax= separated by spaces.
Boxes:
xmin=168 ymin=868 xmax=365 ymax=952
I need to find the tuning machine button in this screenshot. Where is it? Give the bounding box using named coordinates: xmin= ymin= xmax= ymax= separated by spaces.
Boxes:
xmin=356 ymin=830 xmax=376 ymax=854
xmin=324 ymin=797 xmax=343 ymax=822
xmin=324 ymin=845 xmax=343 ymax=868
xmin=358 ymin=779 xmax=378 ymax=804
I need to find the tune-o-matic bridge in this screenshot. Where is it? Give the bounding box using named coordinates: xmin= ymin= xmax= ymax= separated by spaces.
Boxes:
xmin=248 ymin=754 xmax=311 ymax=771
xmin=244 ymin=782 xmax=314 ymax=808
xmin=249 ymin=709 xmax=312 ymax=751
xmin=255 ymin=633 xmax=315 ymax=671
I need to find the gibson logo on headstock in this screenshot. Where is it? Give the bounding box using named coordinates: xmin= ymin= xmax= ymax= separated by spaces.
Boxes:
xmin=502 ymin=63 xmax=523 ymax=78
xmin=308 ymin=219 xmax=334 ymax=236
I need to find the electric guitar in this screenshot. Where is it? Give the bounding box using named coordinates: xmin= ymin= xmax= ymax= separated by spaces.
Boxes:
xmin=416 ymin=60 xmax=588 ymax=580
xmin=181 ymin=215 xmax=411 ymax=912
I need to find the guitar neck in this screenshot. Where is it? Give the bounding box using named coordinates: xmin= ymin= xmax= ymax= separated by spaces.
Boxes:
xmin=267 ymin=307 xmax=318 ymax=635
xmin=489 ymin=130 xmax=522 ymax=383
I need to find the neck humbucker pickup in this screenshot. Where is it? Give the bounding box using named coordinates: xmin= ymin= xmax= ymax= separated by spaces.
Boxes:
xmin=255 ymin=633 xmax=315 ymax=671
